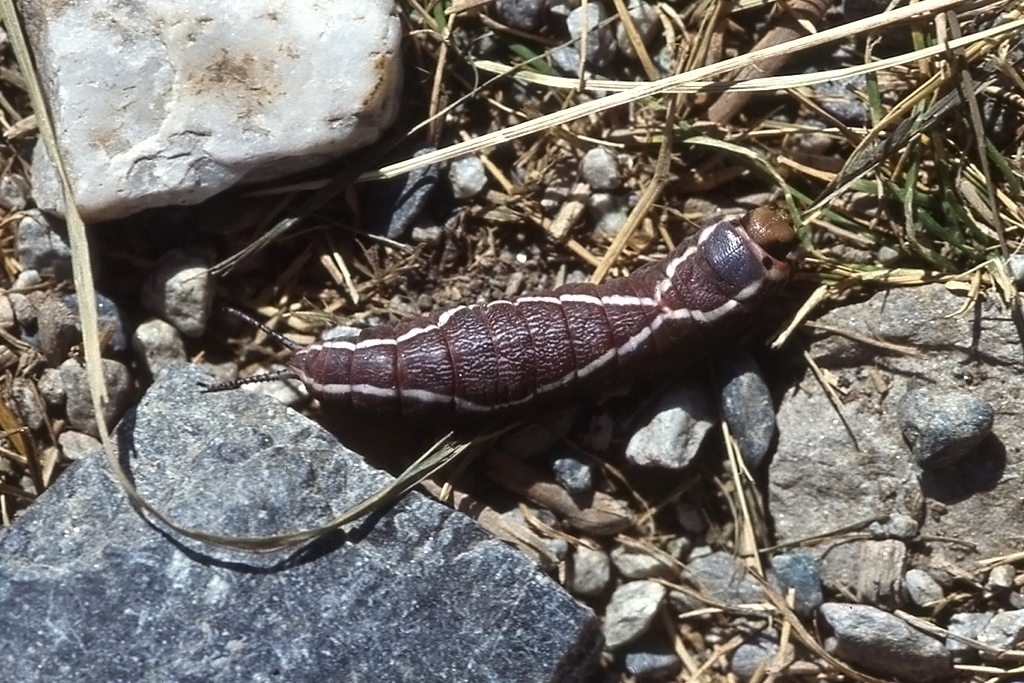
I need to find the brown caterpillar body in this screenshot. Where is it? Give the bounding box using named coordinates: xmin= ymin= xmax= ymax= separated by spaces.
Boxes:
xmin=290 ymin=206 xmax=797 ymax=417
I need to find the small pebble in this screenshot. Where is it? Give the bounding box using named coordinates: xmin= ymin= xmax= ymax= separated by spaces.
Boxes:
xmin=580 ymin=147 xmax=621 ymax=191
xmin=13 ymin=268 xmax=42 ymax=290
xmin=448 ymin=156 xmax=487 ymax=200
xmin=494 ymin=0 xmax=546 ymax=31
xmin=602 ymin=580 xmax=666 ymax=649
xmin=664 ymin=536 xmax=691 ymax=563
xmin=809 ymin=74 xmax=869 ymax=125
xmin=730 ymin=631 xmax=779 ymax=683
xmin=57 ymin=430 xmax=101 ymax=461
xmin=820 ymin=603 xmax=952 ymax=681
xmin=0 ymin=172 xmax=30 ymax=210
xmin=567 ymin=545 xmax=611 ymax=598
xmin=64 ymin=292 xmax=128 ymax=353
xmin=715 ymin=349 xmax=776 ymax=470
xmin=977 ymin=609 xmax=1024 ymax=660
xmin=673 ymin=501 xmax=707 ymax=535
xmin=1005 ymin=253 xmax=1024 ymax=286
xmin=37 ymin=368 xmax=65 ymax=407
xmin=686 ymin=551 xmax=762 ymax=605
xmin=409 ymin=225 xmax=443 ymax=246
xmin=904 ymin=569 xmax=944 ymax=607
xmin=132 ymin=319 xmax=187 ymax=378
xmin=945 ymin=612 xmax=992 ymax=662
xmin=0 ymin=294 xmax=15 ymax=330
xmin=565 ymin=3 xmax=616 ymax=68
xmin=16 ymin=211 xmax=73 ymax=281
xmin=552 ymin=456 xmax=593 ymax=495
xmin=615 ymin=0 xmax=660 ymax=60
xmin=60 ymin=358 xmax=132 ymax=437
xmin=1010 ymin=592 xmax=1024 ymax=609
xmin=770 ymin=552 xmax=823 ymax=617
xmin=9 ymin=292 xmax=36 ymax=329
xmin=362 ymin=146 xmax=441 ymax=240
xmin=867 ymin=513 xmax=920 ymax=540
xmin=610 ymin=544 xmax=677 ymax=580
xmin=141 ymin=249 xmax=213 ymax=338
xmin=877 ymin=245 xmax=902 ymax=266
xmin=987 ymin=564 xmax=1016 ymax=591
xmin=10 ymin=377 xmax=45 ymax=431
xmin=897 ymin=387 xmax=995 ymax=468
xmin=623 ymin=649 xmax=681 ymax=683
xmin=29 ymin=290 xmax=79 ymax=367
xmin=625 ymin=381 xmax=715 ymax=470
xmin=587 ymin=192 xmax=629 ymax=240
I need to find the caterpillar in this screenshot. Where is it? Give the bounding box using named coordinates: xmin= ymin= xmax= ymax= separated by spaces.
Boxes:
xmin=283 ymin=206 xmax=797 ymax=418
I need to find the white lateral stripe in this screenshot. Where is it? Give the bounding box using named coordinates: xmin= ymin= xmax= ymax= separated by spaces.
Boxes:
xmin=436 ymin=305 xmax=468 ymax=326
xmin=557 ymin=293 xmax=603 ymax=306
xmin=600 ymin=294 xmax=656 ymax=307
xmin=575 ymin=348 xmax=618 ymax=379
xmin=396 ymin=324 xmax=439 ymax=343
xmin=515 ymin=296 xmax=562 ymax=305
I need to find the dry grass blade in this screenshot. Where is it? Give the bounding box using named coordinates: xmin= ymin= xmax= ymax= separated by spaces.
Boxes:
xmin=362 ymin=0 xmax=969 ymax=181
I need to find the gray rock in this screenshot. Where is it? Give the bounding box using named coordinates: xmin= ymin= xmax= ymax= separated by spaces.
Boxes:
xmin=141 ymin=249 xmax=213 ymax=338
xmin=0 ymin=172 xmax=29 ymax=210
xmin=1005 ymin=253 xmax=1024 ymax=286
xmin=987 ymin=564 xmax=1016 ymax=591
xmin=580 ymin=147 xmax=621 ymax=191
xmin=946 ymin=612 xmax=992 ymax=662
xmin=567 ymin=544 xmax=611 ymax=598
xmin=9 ymin=377 xmax=45 ymax=431
xmin=16 ymin=212 xmax=72 ymax=281
xmin=905 ymin=569 xmax=944 ymax=607
xmin=977 ymin=610 xmax=1024 ymax=658
xmin=37 ymin=368 xmax=65 ymax=406
xmin=0 ymin=293 xmax=14 ymax=331
xmin=64 ymin=292 xmax=128 ymax=353
xmin=820 ymin=539 xmax=907 ymax=606
xmin=8 ymin=293 xmax=34 ymax=331
xmin=771 ymin=283 xmax=1024 ymax=576
xmin=869 ymin=513 xmax=920 ymax=540
xmin=625 ymin=381 xmax=715 ymax=470
xmin=0 ymin=363 xmax=601 ymax=682
xmin=673 ymin=501 xmax=707 ymax=534
xmin=132 ymin=318 xmax=187 ymax=377
xmin=364 ymin=147 xmax=442 ymax=240
xmin=58 ymin=358 xmax=133 ymax=437
xmin=29 ymin=290 xmax=79 ymax=367
xmin=730 ymin=632 xmax=779 ymax=682
xmin=715 ymin=350 xmax=776 ymax=469
xmin=820 ymin=603 xmax=952 ymax=681
xmin=588 ymin=192 xmax=629 ymax=240
xmin=494 ymin=0 xmax=546 ymax=31
xmin=686 ymin=551 xmax=762 ymax=605
xmin=624 ymin=649 xmax=681 ymax=682
xmin=602 ymin=580 xmax=666 ymax=649
xmin=615 ymin=0 xmax=660 ymax=60
xmin=552 ymin=456 xmax=593 ymax=495
xmin=898 ymin=388 xmax=994 ymax=468
xmin=56 ymin=429 xmax=101 ymax=461
xmin=610 ymin=544 xmax=677 ymax=581
xmin=565 ymin=3 xmax=616 ymax=68
xmin=809 ymin=74 xmax=869 ymax=125
xmin=770 ymin=552 xmax=823 ymax=617
xmin=27 ymin=1 xmax=402 ymax=222
xmin=448 ymin=155 xmax=487 ymax=200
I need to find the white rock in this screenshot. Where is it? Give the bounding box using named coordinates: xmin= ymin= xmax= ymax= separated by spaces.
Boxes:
xmin=26 ymin=0 xmax=402 ymax=221
xmin=132 ymin=319 xmax=187 ymax=377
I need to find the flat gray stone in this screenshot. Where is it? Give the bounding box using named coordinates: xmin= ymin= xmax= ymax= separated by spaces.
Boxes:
xmin=625 ymin=381 xmax=715 ymax=470
xmin=820 ymin=603 xmax=952 ymax=681
xmin=602 ymin=580 xmax=666 ymax=649
xmin=0 ymin=363 xmax=600 ymax=682
xmin=25 ymin=0 xmax=402 ymax=221
xmin=770 ymin=284 xmax=1024 ymax=576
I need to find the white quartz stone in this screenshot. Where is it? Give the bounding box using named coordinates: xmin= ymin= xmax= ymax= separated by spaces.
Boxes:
xmin=25 ymin=0 xmax=402 ymax=221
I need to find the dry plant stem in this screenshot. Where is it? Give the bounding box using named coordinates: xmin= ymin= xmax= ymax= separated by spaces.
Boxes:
xmin=366 ymin=0 xmax=969 ymax=182
xmin=610 ymin=0 xmax=660 ymax=80
xmin=707 ymin=0 xmax=833 ymax=124
xmin=589 ymin=96 xmax=679 ymax=285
